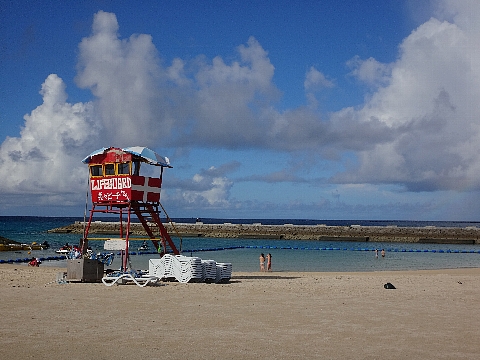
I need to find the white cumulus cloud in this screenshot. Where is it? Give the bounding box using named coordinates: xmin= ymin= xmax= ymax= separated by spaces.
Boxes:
xmin=304 ymin=66 xmax=334 ymax=90
xmin=0 ymin=74 xmax=97 ymax=202
xmin=333 ymin=6 xmax=480 ymax=192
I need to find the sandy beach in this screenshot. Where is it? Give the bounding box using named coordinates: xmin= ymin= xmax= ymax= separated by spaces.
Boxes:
xmin=1 ymin=264 xmax=479 ymax=359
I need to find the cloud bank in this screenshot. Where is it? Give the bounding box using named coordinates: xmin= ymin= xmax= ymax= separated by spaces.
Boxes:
xmin=0 ymin=74 xmax=97 ymax=206
xmin=1 ymin=2 xmax=480 ymax=214
xmin=338 ymin=3 xmax=480 ymax=192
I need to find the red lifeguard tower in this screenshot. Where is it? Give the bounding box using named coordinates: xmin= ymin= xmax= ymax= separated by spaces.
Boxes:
xmin=80 ymin=146 xmax=180 ymax=271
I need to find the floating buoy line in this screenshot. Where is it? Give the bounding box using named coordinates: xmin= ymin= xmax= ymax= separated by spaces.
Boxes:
xmin=0 ymin=255 xmax=67 ymax=264
xmin=2 ymin=245 xmax=480 ymax=264
xmin=116 ymin=245 xmax=480 ymax=255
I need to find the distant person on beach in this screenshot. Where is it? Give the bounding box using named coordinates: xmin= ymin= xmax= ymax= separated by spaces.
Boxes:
xmin=267 ymin=253 xmax=272 ymax=271
xmin=259 ymin=253 xmax=265 ymax=271
xmin=28 ymin=257 xmax=39 ymax=267
xmin=381 ymin=249 xmax=385 ymax=258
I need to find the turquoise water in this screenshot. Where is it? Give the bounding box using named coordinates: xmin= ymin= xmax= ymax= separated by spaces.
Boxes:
xmin=1 ymin=217 xmax=480 ymax=272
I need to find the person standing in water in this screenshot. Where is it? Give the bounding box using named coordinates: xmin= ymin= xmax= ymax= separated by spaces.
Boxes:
xmin=267 ymin=253 xmax=272 ymax=271
xmin=259 ymin=253 xmax=265 ymax=272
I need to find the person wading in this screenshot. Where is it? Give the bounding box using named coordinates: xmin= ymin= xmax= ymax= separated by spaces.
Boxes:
xmin=259 ymin=253 xmax=265 ymax=271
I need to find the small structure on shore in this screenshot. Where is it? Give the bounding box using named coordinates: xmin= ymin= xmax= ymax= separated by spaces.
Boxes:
xmin=79 ymin=146 xmax=180 ymax=272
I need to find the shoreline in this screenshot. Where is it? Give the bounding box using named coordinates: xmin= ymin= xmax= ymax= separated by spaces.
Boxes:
xmin=48 ymin=220 xmax=480 ymax=244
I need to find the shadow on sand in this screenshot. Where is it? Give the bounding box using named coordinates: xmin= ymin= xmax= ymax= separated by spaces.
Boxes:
xmin=231 ymin=274 xmax=301 ymax=280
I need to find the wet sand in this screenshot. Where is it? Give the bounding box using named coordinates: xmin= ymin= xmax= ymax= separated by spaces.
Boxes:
xmin=1 ymin=264 xmax=479 ymax=359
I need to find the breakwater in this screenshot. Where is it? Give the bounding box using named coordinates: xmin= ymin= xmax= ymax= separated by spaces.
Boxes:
xmin=48 ymin=221 xmax=480 ymax=245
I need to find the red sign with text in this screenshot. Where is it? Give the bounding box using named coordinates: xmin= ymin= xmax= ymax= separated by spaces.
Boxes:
xmin=90 ymin=176 xmax=162 ymax=203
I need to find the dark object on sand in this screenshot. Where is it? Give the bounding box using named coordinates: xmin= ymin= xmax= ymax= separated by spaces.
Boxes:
xmin=384 ymin=282 xmax=396 ymax=289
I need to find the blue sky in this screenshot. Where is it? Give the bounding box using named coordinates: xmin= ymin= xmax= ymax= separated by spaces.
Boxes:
xmin=1 ymin=0 xmax=480 ymax=220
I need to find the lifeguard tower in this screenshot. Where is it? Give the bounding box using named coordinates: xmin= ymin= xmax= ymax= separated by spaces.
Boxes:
xmin=80 ymin=146 xmax=180 ymax=271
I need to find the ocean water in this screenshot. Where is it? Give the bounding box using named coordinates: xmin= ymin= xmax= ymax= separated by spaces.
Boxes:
xmin=1 ymin=216 xmax=480 ymax=272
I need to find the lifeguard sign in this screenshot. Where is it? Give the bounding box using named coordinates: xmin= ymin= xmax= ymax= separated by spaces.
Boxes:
xmin=80 ymin=146 xmax=180 ymax=271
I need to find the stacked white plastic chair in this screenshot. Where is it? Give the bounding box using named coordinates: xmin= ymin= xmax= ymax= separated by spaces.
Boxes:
xmin=149 ymin=254 xmax=232 ymax=283
xmin=176 ymin=255 xmax=204 ymax=283
xmin=216 ymin=262 xmax=233 ymax=283
xmin=201 ymin=260 xmax=217 ymax=282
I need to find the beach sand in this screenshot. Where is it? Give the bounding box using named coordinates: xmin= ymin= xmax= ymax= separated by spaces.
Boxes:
xmin=1 ymin=264 xmax=479 ymax=359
